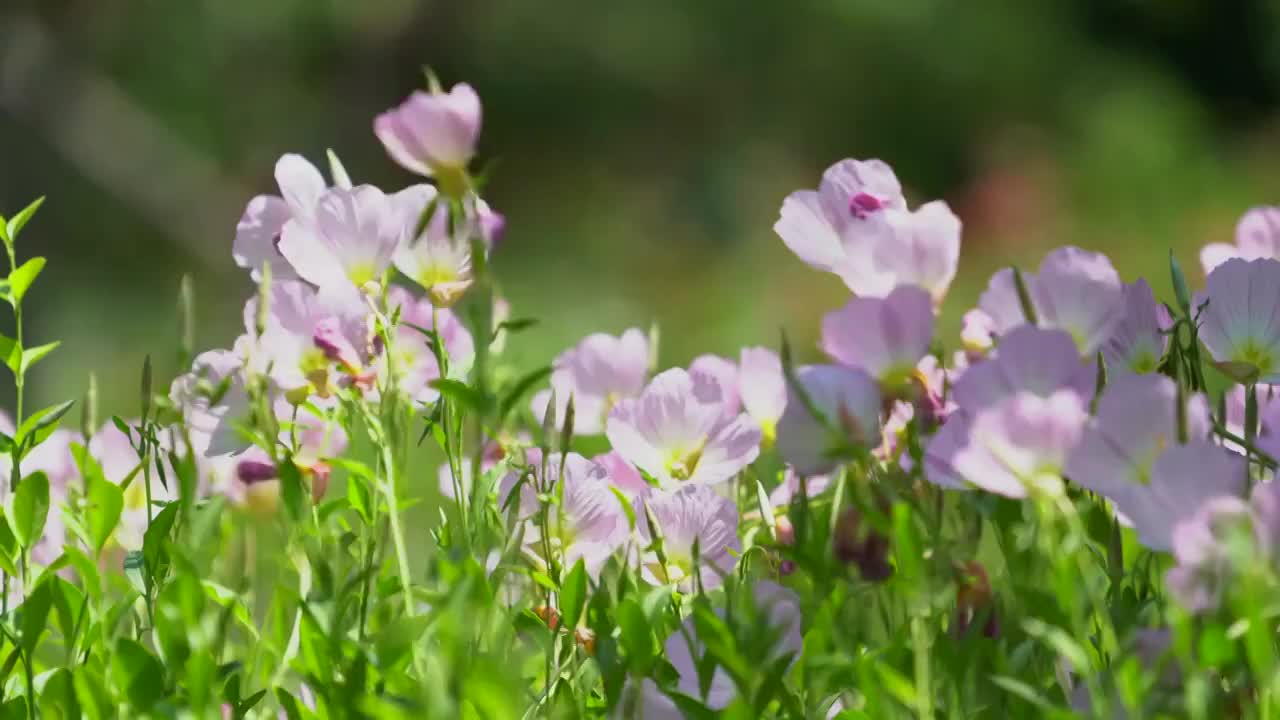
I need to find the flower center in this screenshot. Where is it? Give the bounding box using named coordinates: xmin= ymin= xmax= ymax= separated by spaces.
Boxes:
xmin=666 ymin=441 xmax=706 ymax=481
xmin=1234 ymin=339 xmax=1275 ymax=376
xmin=346 ymin=262 xmax=378 ymax=287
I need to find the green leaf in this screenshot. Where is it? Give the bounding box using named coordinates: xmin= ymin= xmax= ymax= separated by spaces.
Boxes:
xmin=276 ymin=689 xmax=305 ymax=720
xmin=10 ymin=471 xmax=49 ymax=549
xmin=278 ymin=459 xmax=306 ymax=523
xmin=142 ymin=502 xmax=180 ymax=584
xmin=0 ymin=514 xmax=17 ymax=576
xmin=559 ymin=558 xmax=589 ymax=628
xmin=0 ymin=334 xmax=18 ymax=375
xmin=347 ymin=474 xmax=372 ymax=523
xmin=429 ymin=378 xmax=492 ymax=414
xmin=1170 ymin=249 xmax=1192 ymax=314
xmin=73 ymin=666 xmax=114 ymax=720
xmin=73 ymin=444 xmax=122 ymax=555
xmin=18 ymin=580 xmax=52 ymax=656
xmin=7 ymin=257 xmax=45 ymax=305
xmin=16 ymin=400 xmax=75 ymax=453
xmin=110 ymin=639 xmax=165 ymax=710
xmin=491 ymin=317 xmax=539 ymax=340
xmin=39 ymin=667 xmax=79 ymax=719
xmin=5 ymin=197 xmax=45 ymax=244
xmin=498 ymin=365 xmax=552 ymax=421
xmin=20 ymin=341 xmax=59 ymax=374
xmin=616 ymin=598 xmax=655 ymax=673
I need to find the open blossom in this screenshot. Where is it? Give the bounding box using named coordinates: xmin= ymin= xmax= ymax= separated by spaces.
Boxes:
xmin=978 ymin=246 xmax=1124 ymax=355
xmin=1195 ymin=258 xmax=1280 ymax=383
xmin=1102 ymin=279 xmax=1171 ymax=374
xmin=638 ymin=484 xmax=739 ymax=591
xmin=501 ymin=451 xmax=629 ymax=577
xmin=533 ymin=328 xmax=650 ymax=435
xmin=1200 ymin=206 xmax=1280 ymax=274
xmin=925 ymin=327 xmax=1092 ymax=491
xmin=170 ymin=349 xmax=251 ymax=457
xmin=381 ymin=286 xmax=475 ymax=404
xmin=1166 ymin=495 xmax=1254 ymax=612
xmin=374 ymin=83 xmax=482 ymax=177
xmin=242 ymin=280 xmax=371 ymax=399
xmin=277 ymin=185 xmax=405 ymax=290
xmin=821 ymin=284 xmax=934 ymax=391
xmin=961 ymin=309 xmax=996 ymax=355
xmin=774 ymin=159 xmax=961 ymax=301
xmin=773 ymin=159 xmax=903 ymax=296
xmin=392 ymin=188 xmax=504 ymax=307
xmin=233 ymin=154 xmax=332 ymax=282
xmin=1067 ymin=374 xmax=1212 ymax=499
xmin=943 ymin=390 xmax=1088 ymax=498
xmin=775 ymin=365 xmax=881 ymax=476
xmin=689 ymin=348 xmax=787 ymax=438
xmin=870 ymin=201 xmax=962 ymax=303
xmin=592 ymin=450 xmax=651 ymax=498
xmin=607 ymin=369 xmax=760 ymax=487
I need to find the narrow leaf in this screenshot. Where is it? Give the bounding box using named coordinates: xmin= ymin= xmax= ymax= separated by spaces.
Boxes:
xmin=7 ymin=257 xmax=45 ymax=305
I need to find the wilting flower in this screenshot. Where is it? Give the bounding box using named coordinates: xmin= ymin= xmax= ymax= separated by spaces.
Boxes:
xmin=532 ymin=329 xmax=650 ymax=435
xmin=501 ymin=451 xmax=629 ymax=577
xmin=870 ymin=201 xmax=962 ymax=303
xmin=775 ymin=365 xmax=881 ymax=477
xmin=821 ymin=284 xmax=934 ymax=391
xmin=374 ymin=83 xmax=482 ymax=178
xmin=638 ymin=484 xmax=739 ymax=591
xmin=978 ymin=246 xmax=1124 ymax=355
xmin=277 ymin=185 xmax=404 ymax=291
xmin=773 ymin=159 xmax=904 ymax=296
xmin=233 ymin=154 xmax=337 ymax=282
xmin=1200 ymin=206 xmax=1280 ymax=274
xmin=1102 ymin=279 xmax=1171 ymax=374
xmin=943 ymin=390 xmax=1088 ymax=498
xmin=607 ymin=369 xmax=760 ymax=487
xmin=1067 ymin=374 xmax=1212 ymax=499
xmin=1195 ymin=258 xmax=1280 ymax=383
xmin=243 ymin=281 xmax=371 ymax=399
xmin=380 ymin=286 xmax=475 ymax=403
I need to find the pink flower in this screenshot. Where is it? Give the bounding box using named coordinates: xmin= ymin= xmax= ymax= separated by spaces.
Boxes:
xmin=944 ymin=390 xmax=1088 ymax=498
xmin=592 ymin=450 xmax=651 ymax=498
xmin=1194 ymin=258 xmax=1280 ymax=383
xmin=773 ymin=159 xmax=904 ymax=296
xmin=1200 ymin=207 xmax=1280 ymax=274
xmin=534 ymin=329 xmax=650 ymax=435
xmin=870 ymin=201 xmax=962 ymax=303
xmin=768 ymin=467 xmax=832 ymax=507
xmin=1067 ymin=374 xmax=1212 ymax=503
xmin=374 ymin=84 xmax=482 ymax=176
xmin=233 ymin=154 xmax=331 ymax=282
xmin=688 ymin=354 xmax=741 ymax=416
xmin=277 ymin=185 xmax=404 ymax=291
xmin=978 ymin=247 xmax=1124 ymax=355
xmin=775 ymin=365 xmax=881 ymax=476
xmin=689 ymin=348 xmax=787 ymax=438
xmin=949 ymin=327 xmax=1093 ymax=412
xmin=606 ymin=368 xmax=760 ymax=487
xmin=90 ymin=420 xmax=179 ymax=550
xmin=1102 ymin=279 xmax=1171 ymax=374
xmin=392 ymin=188 xmax=503 ymax=307
xmin=243 ymin=281 xmax=371 ymax=399
xmin=169 ymin=349 xmax=252 ymax=457
xmin=638 ymin=485 xmax=739 ymax=591
xmin=821 ymin=284 xmax=934 ymax=390
xmin=501 ymin=451 xmax=629 ymax=578
xmin=961 ymin=309 xmax=997 ymax=355
xmin=380 ymin=286 xmax=474 ymax=404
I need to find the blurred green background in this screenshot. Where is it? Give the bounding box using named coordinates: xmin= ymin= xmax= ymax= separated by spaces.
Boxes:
xmin=2 ymin=0 xmax=1280 ymax=415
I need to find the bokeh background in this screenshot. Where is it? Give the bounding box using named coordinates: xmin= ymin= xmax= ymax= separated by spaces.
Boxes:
xmin=2 ymin=0 xmax=1280 ymax=415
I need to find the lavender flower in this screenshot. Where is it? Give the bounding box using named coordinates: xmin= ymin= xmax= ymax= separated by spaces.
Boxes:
xmin=774 ymin=364 xmax=881 ymax=477
xmin=277 ymin=185 xmax=404 ymax=291
xmin=1102 ymin=279 xmax=1171 ymax=374
xmin=978 ymin=246 xmax=1125 ymax=355
xmin=380 ymin=286 xmax=474 ymax=404
xmin=638 ymin=484 xmax=739 ymax=591
xmin=533 ymin=328 xmax=650 ymax=435
xmin=607 ymin=369 xmax=760 ymax=487
xmin=821 ymin=284 xmax=934 ymax=391
xmin=169 ymin=349 xmax=251 ymax=457
xmin=374 ymin=83 xmax=482 ymax=177
xmin=233 ymin=154 xmax=330 ymax=282
xmin=1200 ymin=206 xmax=1280 ymax=273
xmin=1194 ymin=258 xmax=1280 ymax=383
